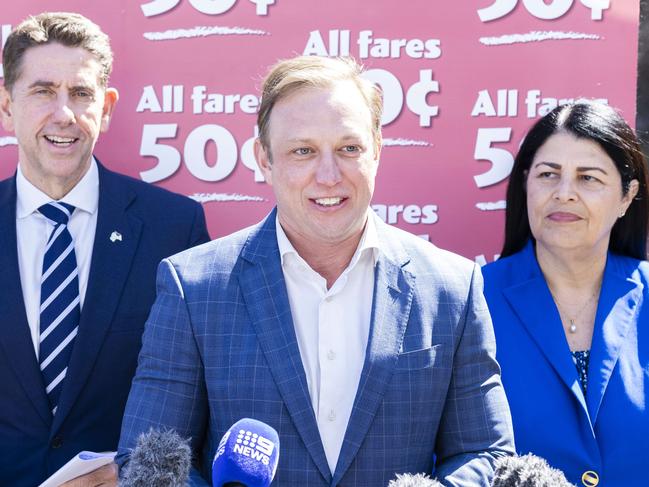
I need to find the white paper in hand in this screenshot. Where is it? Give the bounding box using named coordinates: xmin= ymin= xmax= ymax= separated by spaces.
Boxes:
xmin=38 ymin=451 xmax=116 ymax=487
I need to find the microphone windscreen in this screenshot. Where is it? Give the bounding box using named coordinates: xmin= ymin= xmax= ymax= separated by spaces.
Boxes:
xmin=212 ymin=418 xmax=280 ymax=487
xmin=119 ymin=428 xmax=191 ymax=487
xmin=388 ymin=473 xmax=443 ymax=486
xmin=492 ymin=454 xmax=575 ymax=487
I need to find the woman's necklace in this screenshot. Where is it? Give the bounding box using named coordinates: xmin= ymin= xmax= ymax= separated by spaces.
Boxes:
xmin=551 ymin=289 xmax=599 ymax=334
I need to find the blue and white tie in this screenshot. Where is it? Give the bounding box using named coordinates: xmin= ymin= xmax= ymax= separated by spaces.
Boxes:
xmin=38 ymin=202 xmax=80 ymax=416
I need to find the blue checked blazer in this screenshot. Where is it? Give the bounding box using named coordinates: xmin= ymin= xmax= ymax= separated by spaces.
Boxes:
xmin=118 ymin=209 xmax=514 ymax=486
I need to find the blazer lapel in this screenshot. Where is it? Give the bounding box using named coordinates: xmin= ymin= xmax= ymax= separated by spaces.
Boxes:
xmin=502 ymin=244 xmax=588 ymax=416
xmin=0 ymin=176 xmax=51 ymax=426
xmin=332 ymin=219 xmax=414 ymax=485
xmin=586 ymin=255 xmax=641 ymax=423
xmin=238 ymin=210 xmax=331 ymax=484
xmin=52 ymin=164 xmax=142 ymax=433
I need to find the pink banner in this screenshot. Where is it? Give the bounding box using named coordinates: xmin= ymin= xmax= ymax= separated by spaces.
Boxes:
xmin=0 ymin=1 xmax=639 ymax=263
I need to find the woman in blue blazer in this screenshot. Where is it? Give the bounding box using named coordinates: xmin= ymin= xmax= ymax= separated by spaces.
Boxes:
xmin=483 ymin=102 xmax=649 ymax=487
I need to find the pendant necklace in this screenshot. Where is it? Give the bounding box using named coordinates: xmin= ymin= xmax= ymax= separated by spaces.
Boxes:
xmin=551 ymin=289 xmax=599 ymax=334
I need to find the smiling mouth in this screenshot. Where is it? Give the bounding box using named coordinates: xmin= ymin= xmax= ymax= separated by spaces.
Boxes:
xmin=44 ymin=135 xmax=79 ymax=147
xmin=313 ymin=197 xmax=345 ymax=207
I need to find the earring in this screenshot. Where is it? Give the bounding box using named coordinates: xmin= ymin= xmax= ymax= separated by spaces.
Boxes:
xmin=619 ymin=211 xmax=626 ymax=218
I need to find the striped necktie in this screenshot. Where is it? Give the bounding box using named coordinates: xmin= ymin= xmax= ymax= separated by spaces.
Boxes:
xmin=38 ymin=202 xmax=80 ymax=416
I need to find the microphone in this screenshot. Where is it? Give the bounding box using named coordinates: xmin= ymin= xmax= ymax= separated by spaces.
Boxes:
xmin=388 ymin=473 xmax=443 ymax=486
xmin=212 ymin=418 xmax=280 ymax=487
xmin=492 ymin=454 xmax=575 ymax=487
xmin=119 ymin=428 xmax=191 ymax=487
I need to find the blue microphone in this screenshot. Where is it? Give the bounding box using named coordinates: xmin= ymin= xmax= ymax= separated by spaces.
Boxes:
xmin=212 ymin=418 xmax=280 ymax=487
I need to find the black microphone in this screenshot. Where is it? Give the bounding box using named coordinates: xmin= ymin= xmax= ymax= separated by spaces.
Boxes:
xmin=492 ymin=454 xmax=575 ymax=487
xmin=119 ymin=428 xmax=191 ymax=487
xmin=212 ymin=418 xmax=280 ymax=487
xmin=388 ymin=473 xmax=443 ymax=486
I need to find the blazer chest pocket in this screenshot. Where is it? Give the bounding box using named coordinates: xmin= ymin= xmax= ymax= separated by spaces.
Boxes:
xmin=396 ymin=344 xmax=446 ymax=371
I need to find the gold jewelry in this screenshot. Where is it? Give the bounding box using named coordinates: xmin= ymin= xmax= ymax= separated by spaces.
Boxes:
xmin=551 ymin=289 xmax=598 ymax=334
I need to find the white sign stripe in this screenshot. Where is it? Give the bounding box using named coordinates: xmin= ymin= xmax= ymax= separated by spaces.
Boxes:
xmin=143 ymin=25 xmax=268 ymax=41
xmin=45 ymin=367 xmax=67 ymax=394
xmin=479 ymin=30 xmax=600 ymax=46
xmin=40 ymin=268 xmax=79 ymax=312
xmin=40 ymin=327 xmax=78 ymax=370
xmin=0 ymin=136 xmax=17 ymax=147
xmin=42 ymin=241 xmax=75 ymax=283
xmin=40 ymin=296 xmax=80 ymax=342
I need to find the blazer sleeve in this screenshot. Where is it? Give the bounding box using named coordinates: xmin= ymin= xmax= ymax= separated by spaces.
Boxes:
xmin=117 ymin=258 xmax=210 ymax=486
xmin=188 ymin=200 xmax=211 ymax=247
xmin=434 ymin=264 xmax=515 ymax=486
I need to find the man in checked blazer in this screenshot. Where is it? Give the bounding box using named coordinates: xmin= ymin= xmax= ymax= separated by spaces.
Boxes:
xmin=118 ymin=56 xmax=514 ymax=486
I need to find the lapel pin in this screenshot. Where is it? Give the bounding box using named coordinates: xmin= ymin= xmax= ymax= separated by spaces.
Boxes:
xmin=110 ymin=231 xmax=123 ymax=243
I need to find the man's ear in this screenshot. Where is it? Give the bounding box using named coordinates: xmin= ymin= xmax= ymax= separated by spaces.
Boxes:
xmin=254 ymin=138 xmax=272 ymax=185
xmin=373 ymin=137 xmax=382 ymax=165
xmin=0 ymin=86 xmax=15 ymax=132
xmin=100 ymin=87 xmax=119 ymax=132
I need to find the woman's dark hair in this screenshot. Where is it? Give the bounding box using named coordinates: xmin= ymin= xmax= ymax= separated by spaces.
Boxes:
xmin=501 ymin=101 xmax=649 ymax=260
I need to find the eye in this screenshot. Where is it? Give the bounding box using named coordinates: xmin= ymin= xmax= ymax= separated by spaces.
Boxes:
xmin=74 ymin=89 xmax=94 ymax=99
xmin=292 ymin=147 xmax=313 ymax=156
xmin=580 ymin=174 xmax=602 ymax=184
xmin=341 ymin=145 xmax=361 ymax=153
xmin=537 ymin=171 xmax=556 ymax=178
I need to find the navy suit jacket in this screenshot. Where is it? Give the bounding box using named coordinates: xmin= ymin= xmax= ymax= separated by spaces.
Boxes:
xmin=118 ymin=210 xmax=514 ymax=487
xmin=483 ymin=241 xmax=649 ymax=487
xmin=0 ymin=162 xmax=210 ymax=487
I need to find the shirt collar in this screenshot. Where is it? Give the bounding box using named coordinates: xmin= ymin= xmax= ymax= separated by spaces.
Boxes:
xmin=16 ymin=157 xmax=100 ymax=219
xmin=276 ymin=208 xmax=381 ymax=269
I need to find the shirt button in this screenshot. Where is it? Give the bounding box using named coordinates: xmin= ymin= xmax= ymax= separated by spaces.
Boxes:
xmin=327 ymin=350 xmax=336 ymax=360
xmin=51 ymin=436 xmax=63 ymax=449
xmin=324 ymin=296 xmax=333 ymax=303
xmin=328 ymin=410 xmax=336 ymax=421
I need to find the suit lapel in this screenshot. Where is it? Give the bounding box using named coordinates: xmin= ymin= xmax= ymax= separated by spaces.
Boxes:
xmin=502 ymin=244 xmax=588 ymax=416
xmin=0 ymin=177 xmax=51 ymax=426
xmin=238 ymin=210 xmax=331 ymax=484
xmin=586 ymin=255 xmax=641 ymax=423
xmin=52 ymin=164 xmax=142 ymax=433
xmin=332 ymin=219 xmax=413 ymax=485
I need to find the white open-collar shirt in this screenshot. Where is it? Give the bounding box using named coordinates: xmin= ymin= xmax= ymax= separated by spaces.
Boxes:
xmin=276 ymin=210 xmax=379 ymax=474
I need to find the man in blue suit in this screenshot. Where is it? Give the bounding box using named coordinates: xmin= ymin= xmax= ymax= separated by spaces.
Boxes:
xmin=118 ymin=56 xmax=514 ymax=486
xmin=0 ymin=12 xmax=209 ymax=486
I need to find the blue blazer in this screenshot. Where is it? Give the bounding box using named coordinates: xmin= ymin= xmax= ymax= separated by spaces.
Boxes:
xmin=0 ymin=162 xmax=210 ymax=487
xmin=118 ymin=210 xmax=514 ymax=487
xmin=483 ymin=241 xmax=649 ymax=487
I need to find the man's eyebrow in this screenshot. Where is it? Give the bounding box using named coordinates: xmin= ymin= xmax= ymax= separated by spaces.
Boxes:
xmin=27 ymin=80 xmax=58 ymax=89
xmin=27 ymin=81 xmax=96 ymax=91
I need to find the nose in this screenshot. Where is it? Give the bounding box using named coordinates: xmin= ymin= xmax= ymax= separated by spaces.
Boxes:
xmin=552 ymin=175 xmax=578 ymax=202
xmin=315 ymin=151 xmax=342 ymax=187
xmin=51 ymin=96 xmax=76 ymax=125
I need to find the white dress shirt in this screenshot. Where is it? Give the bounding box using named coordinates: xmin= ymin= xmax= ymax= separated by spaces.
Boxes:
xmin=276 ymin=211 xmax=379 ymax=474
xmin=16 ymin=159 xmax=99 ymax=356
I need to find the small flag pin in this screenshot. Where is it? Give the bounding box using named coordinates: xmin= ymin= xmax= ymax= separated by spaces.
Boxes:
xmin=110 ymin=231 xmax=123 ymax=243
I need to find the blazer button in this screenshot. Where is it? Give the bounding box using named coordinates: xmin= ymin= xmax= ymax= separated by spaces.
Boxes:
xmin=581 ymin=470 xmax=599 ymax=487
xmin=51 ymin=436 xmax=63 ymax=449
